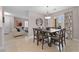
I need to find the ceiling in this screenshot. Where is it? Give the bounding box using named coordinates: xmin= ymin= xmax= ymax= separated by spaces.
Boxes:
xmin=3 ymin=6 xmax=73 ymax=18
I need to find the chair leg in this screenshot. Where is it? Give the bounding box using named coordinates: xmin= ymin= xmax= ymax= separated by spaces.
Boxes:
xmin=42 ymin=39 xmax=44 ymax=50
xmin=37 ymin=39 xmax=39 ymax=46
xmin=33 ymin=37 xmax=35 ymax=43
xmin=62 ymin=40 xmax=64 ymax=48
xmin=54 ymin=40 xmax=55 ymax=44
xmin=59 ymin=42 xmax=61 ymax=52
xmin=64 ymin=37 xmax=66 ymax=45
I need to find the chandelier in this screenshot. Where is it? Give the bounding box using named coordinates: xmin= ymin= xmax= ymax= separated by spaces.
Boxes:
xmin=45 ymin=6 xmax=51 ymax=19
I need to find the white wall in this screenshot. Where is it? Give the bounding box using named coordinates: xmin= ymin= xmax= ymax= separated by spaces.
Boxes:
xmin=0 ymin=7 xmax=3 ymax=27
xmin=4 ymin=15 xmax=14 ymax=34
xmin=0 ymin=7 xmax=4 ymax=50
xmin=28 ymin=12 xmax=45 ymax=37
xmin=73 ymin=7 xmax=79 ymax=39
xmin=49 ymin=7 xmax=79 ymax=39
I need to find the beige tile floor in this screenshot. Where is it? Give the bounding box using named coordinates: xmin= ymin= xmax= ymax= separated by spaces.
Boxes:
xmin=4 ymin=34 xmax=79 ymax=52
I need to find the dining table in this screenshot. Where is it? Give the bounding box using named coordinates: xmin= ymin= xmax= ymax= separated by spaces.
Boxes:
xmin=34 ymin=27 xmax=61 ymax=47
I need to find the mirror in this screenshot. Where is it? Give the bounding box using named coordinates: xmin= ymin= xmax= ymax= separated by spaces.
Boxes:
xmin=36 ymin=18 xmax=43 ymax=26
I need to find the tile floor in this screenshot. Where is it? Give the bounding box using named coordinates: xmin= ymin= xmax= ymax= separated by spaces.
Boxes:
xmin=3 ymin=34 xmax=79 ymax=52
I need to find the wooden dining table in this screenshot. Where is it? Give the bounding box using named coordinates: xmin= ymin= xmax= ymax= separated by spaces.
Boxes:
xmin=33 ymin=28 xmax=61 ymax=47
xmin=42 ymin=28 xmax=61 ymax=33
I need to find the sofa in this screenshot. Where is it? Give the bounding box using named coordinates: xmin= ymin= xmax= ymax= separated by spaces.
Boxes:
xmin=12 ymin=28 xmax=25 ymax=37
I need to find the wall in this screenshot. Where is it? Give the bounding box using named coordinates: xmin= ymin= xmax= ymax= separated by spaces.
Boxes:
xmin=4 ymin=15 xmax=14 ymax=34
xmin=0 ymin=7 xmax=4 ymax=50
xmin=28 ymin=12 xmax=45 ymax=38
xmin=49 ymin=6 xmax=79 ymax=39
xmin=73 ymin=7 xmax=79 ymax=39
xmin=0 ymin=7 xmax=3 ymax=27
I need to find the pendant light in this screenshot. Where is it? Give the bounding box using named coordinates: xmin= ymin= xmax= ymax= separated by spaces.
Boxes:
xmin=45 ymin=6 xmax=51 ymax=19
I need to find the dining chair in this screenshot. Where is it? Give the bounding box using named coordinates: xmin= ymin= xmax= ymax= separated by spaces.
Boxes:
xmin=36 ymin=29 xmax=49 ymax=50
xmin=51 ymin=30 xmax=63 ymax=52
xmin=33 ymin=28 xmax=38 ymax=43
xmin=62 ymin=28 xmax=66 ymax=45
xmin=33 ymin=28 xmax=45 ymax=46
xmin=41 ymin=31 xmax=50 ymax=49
xmin=36 ymin=29 xmax=43 ymax=45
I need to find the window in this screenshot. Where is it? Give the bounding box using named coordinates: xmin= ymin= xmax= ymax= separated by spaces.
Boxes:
xmin=25 ymin=21 xmax=28 ymax=27
xmin=56 ymin=15 xmax=64 ymax=28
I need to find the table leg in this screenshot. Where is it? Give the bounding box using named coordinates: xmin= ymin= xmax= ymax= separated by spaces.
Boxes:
xmin=48 ymin=37 xmax=52 ymax=47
